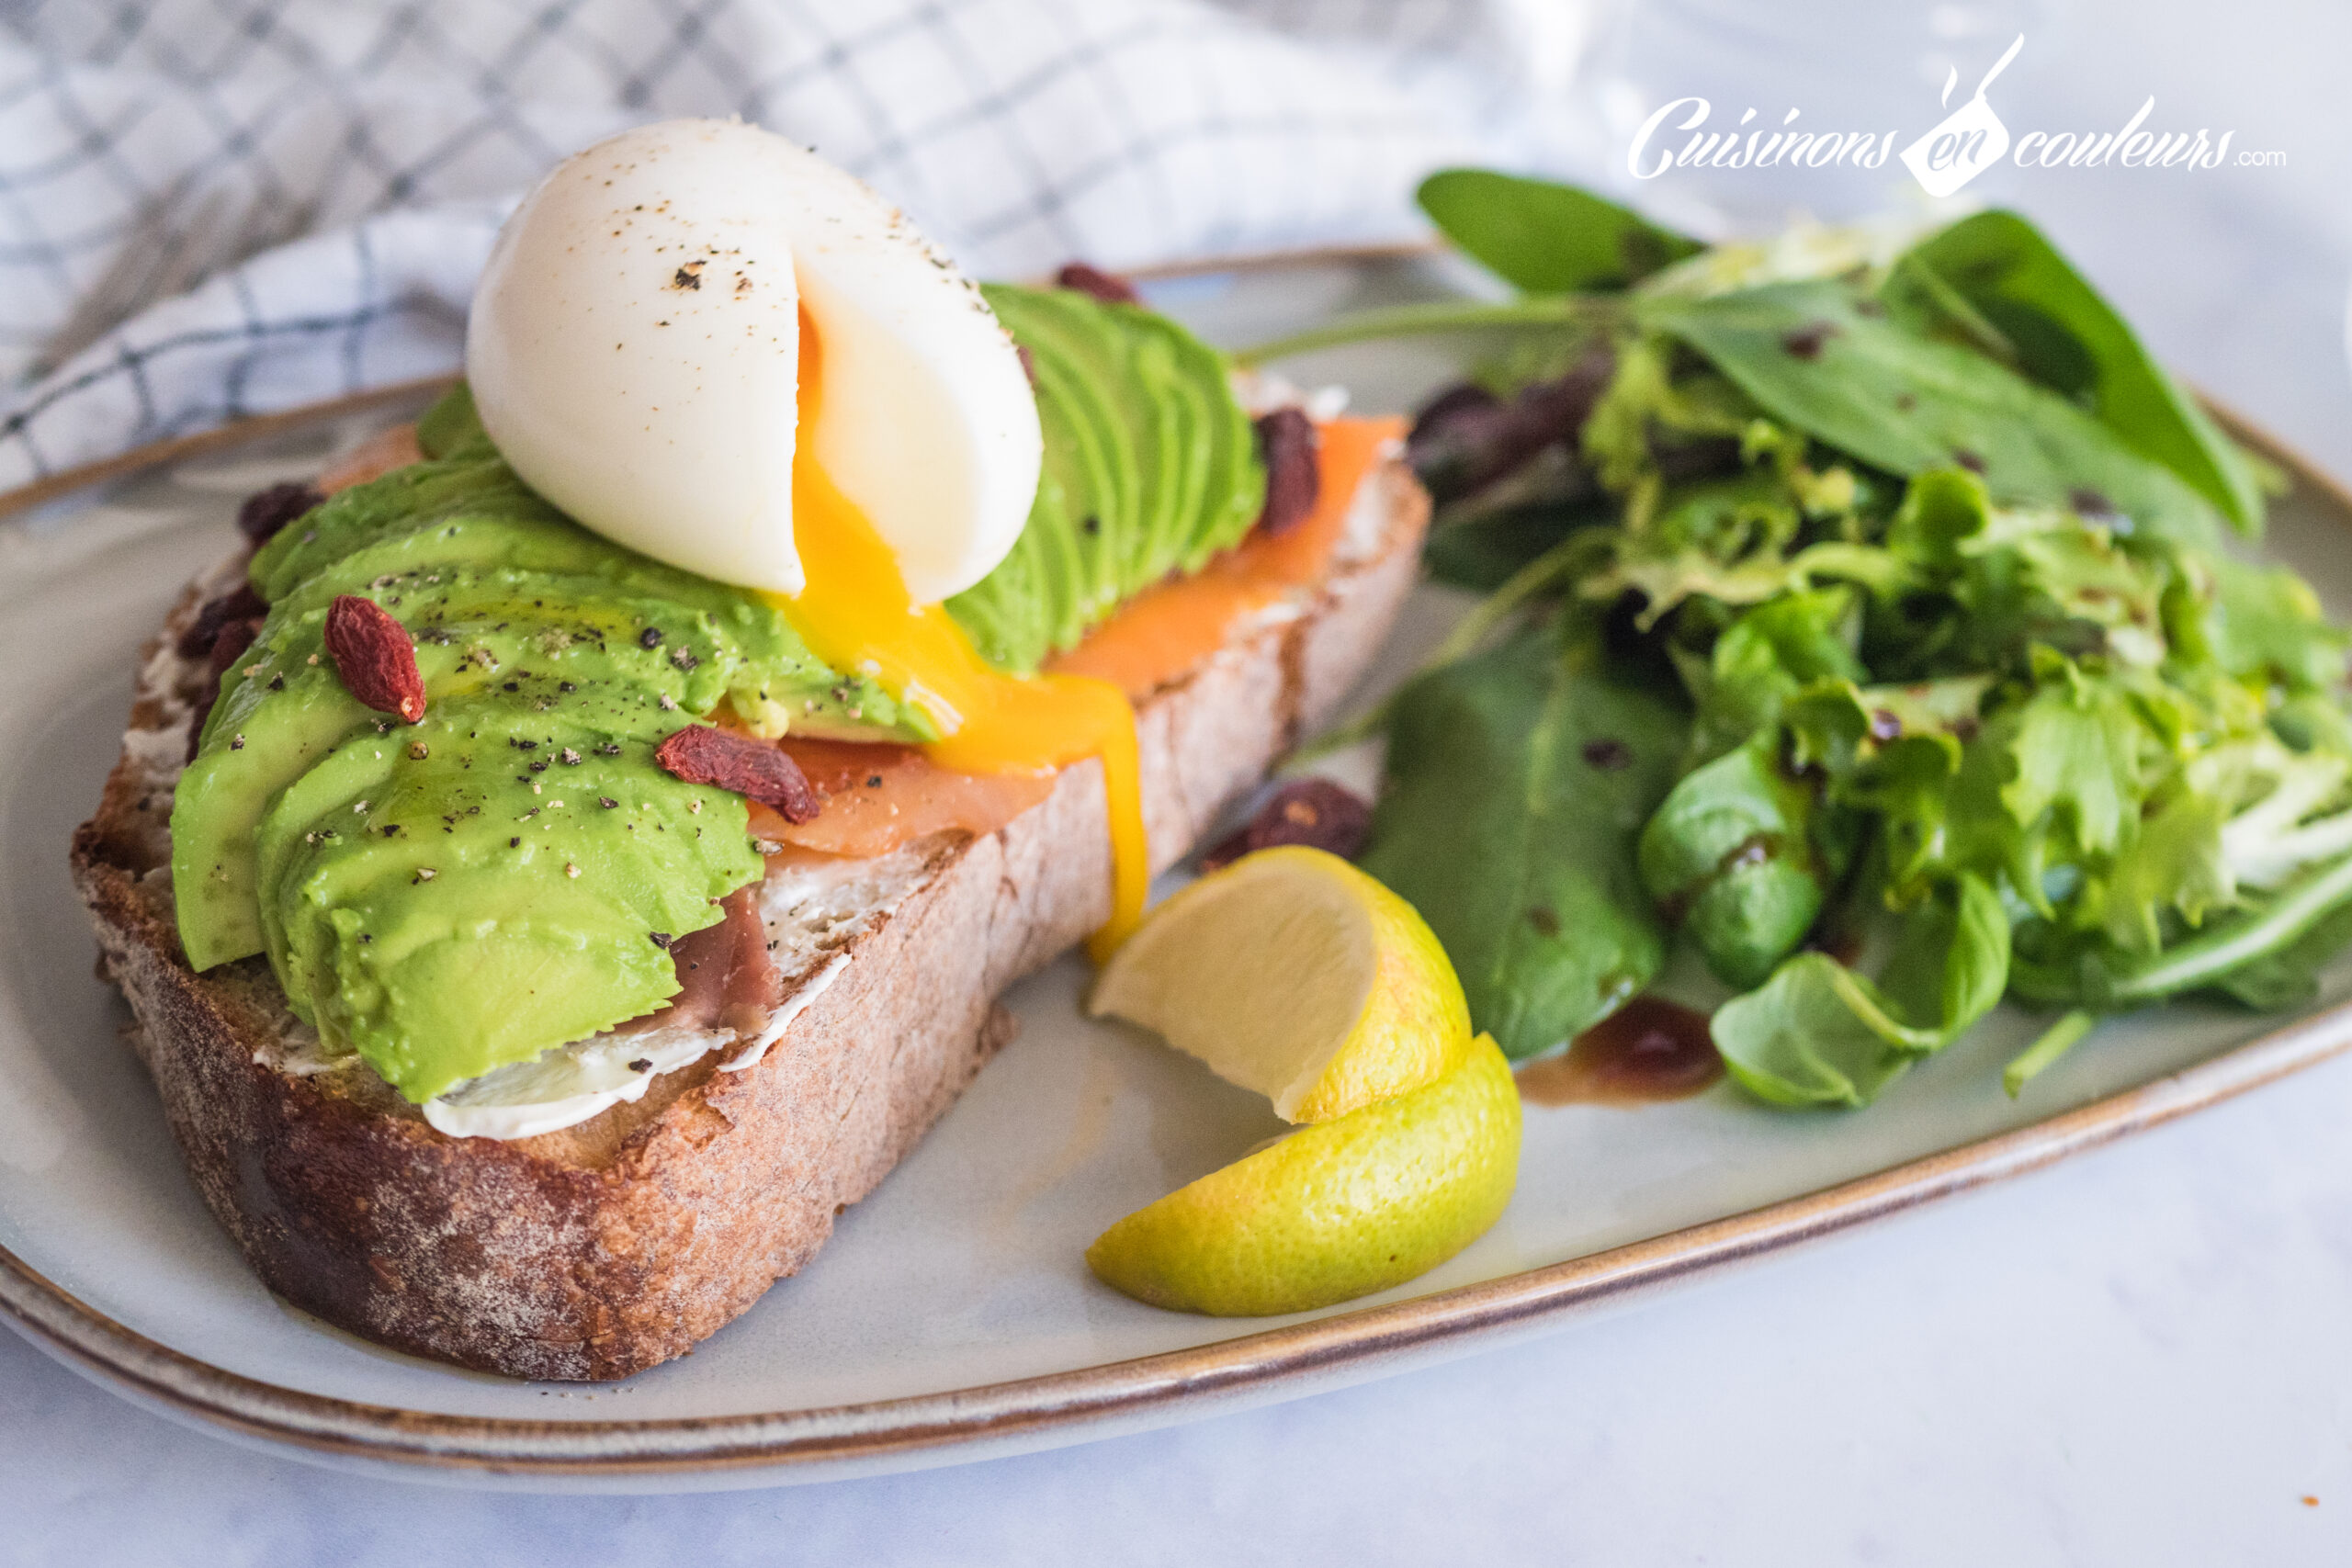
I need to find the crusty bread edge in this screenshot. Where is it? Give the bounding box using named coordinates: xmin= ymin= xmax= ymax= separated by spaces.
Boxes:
xmin=70 ymin=461 xmax=1430 ymax=1382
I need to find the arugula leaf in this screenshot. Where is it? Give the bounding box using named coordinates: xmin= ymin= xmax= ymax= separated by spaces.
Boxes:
xmin=1900 ymin=209 xmax=2264 ymax=532
xmin=1417 ymin=170 xmax=1702 ymax=295
xmin=1359 ymin=616 xmax=1690 ymax=1059
xmin=1639 ymin=281 xmax=2225 ymax=547
xmin=1711 ymin=874 xmax=2010 ymax=1108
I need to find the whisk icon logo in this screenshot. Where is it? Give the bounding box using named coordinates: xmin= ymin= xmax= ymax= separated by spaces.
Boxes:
xmin=1900 ymin=35 xmax=2025 ymax=197
xmin=1623 ymin=31 xmax=2265 ymax=192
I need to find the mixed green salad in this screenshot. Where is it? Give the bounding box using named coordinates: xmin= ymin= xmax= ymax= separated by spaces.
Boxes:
xmin=1259 ymin=170 xmax=2352 ymax=1108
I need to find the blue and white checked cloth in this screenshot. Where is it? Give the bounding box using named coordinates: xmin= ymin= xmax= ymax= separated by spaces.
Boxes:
xmin=0 ymin=0 xmax=1596 ymax=492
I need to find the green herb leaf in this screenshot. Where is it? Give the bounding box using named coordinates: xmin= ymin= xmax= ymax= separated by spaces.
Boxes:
xmin=1712 ymin=874 xmax=2010 ymax=1108
xmin=2013 ymin=851 xmax=2352 ymax=1009
xmin=2003 ymin=1008 xmax=2097 ymax=1097
xmin=2194 ymin=555 xmax=2349 ymax=692
xmin=1782 ymin=678 xmax=1978 ymax=897
xmin=1708 ymin=957 xmax=1916 ymax=1107
xmin=1359 ymin=616 xmax=1690 ymax=1059
xmin=1900 ymin=209 xmax=2264 ymax=532
xmin=1637 ymin=732 xmax=1829 ymax=989
xmin=1885 ymin=464 xmax=1994 ymax=566
xmin=1424 ymin=501 xmax=1611 ymax=593
xmin=2078 ymin=775 xmax=2231 ymax=953
xmin=2212 ymin=895 xmax=2352 ymax=1010
xmin=1687 ymin=586 xmax=1864 ymax=761
xmin=1417 ymin=169 xmax=1702 ymax=295
xmin=2001 ymin=657 xmax=2148 ymax=857
xmin=1638 ymin=280 xmax=2226 ymax=547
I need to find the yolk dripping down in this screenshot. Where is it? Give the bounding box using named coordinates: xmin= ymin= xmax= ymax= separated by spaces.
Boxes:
xmin=768 ymin=310 xmax=1148 ymax=958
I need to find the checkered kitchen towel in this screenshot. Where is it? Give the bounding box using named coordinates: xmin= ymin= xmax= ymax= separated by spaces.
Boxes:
xmin=0 ymin=0 xmax=1595 ymax=493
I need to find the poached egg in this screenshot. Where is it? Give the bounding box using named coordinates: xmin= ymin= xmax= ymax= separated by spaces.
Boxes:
xmin=467 ymin=118 xmax=1041 ymax=603
xmin=466 ymin=120 xmax=1148 ymax=953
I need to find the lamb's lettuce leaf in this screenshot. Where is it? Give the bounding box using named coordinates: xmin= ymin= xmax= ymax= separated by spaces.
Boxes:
xmin=1712 ymin=874 xmax=2010 ymax=1108
xmin=1636 ymin=733 xmax=1836 ymax=990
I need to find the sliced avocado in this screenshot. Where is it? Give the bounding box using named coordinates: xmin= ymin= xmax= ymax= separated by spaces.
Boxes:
xmin=269 ymin=566 xmax=813 ymax=715
xmin=952 ymin=285 xmax=1265 ymax=674
xmin=254 ymin=694 xmax=754 ymax=1100
xmin=413 ymin=380 xmax=492 ymax=460
xmin=258 ymin=497 xmax=608 ymax=604
xmin=176 ymin=564 xmax=816 ymax=970
xmin=949 ymin=524 xmax=1035 ymax=675
xmin=1018 ymin=290 xmax=1142 ymax=623
xmin=254 ymin=434 xmax=926 ymax=738
xmin=250 ymin=453 xmax=566 ymax=600
xmin=1132 ymin=326 xmax=1203 ymax=581
xmin=175 ymin=646 xmax=375 ymax=969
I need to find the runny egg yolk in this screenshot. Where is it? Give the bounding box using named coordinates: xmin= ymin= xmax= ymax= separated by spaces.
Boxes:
xmin=769 ymin=310 xmax=1148 ymax=958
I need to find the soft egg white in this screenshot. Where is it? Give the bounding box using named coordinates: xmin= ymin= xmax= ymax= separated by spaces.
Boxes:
xmin=465 ymin=118 xmax=1041 ymax=602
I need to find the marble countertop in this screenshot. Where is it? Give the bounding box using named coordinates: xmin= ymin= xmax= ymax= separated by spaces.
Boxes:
xmin=15 ymin=1040 xmax=2352 ymax=1562
xmin=9 ymin=2 xmax=2352 ymax=1562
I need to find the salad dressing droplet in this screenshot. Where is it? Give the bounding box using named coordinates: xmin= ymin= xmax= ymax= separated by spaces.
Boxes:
xmin=1516 ymin=997 xmax=1722 ymax=1107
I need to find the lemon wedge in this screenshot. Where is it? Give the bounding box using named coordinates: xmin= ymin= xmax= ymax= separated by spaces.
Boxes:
xmin=1085 ymin=1034 xmax=1521 ymax=1315
xmin=1089 ymin=846 xmax=1473 ymax=1123
xmin=1086 ymin=847 xmax=1519 ymax=1315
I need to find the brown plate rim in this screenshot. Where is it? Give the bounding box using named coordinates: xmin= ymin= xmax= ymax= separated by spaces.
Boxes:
xmin=2 ymin=248 xmax=2348 ymax=1485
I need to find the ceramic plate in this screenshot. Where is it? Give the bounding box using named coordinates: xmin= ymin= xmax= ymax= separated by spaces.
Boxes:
xmin=6 ymin=250 xmax=2352 ymax=1493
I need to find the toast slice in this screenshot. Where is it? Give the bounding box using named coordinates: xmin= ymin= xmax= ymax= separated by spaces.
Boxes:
xmin=70 ymin=440 xmax=1430 ymax=1382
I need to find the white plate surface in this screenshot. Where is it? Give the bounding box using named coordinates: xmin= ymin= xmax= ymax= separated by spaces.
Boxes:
xmin=4 ymin=253 xmax=2351 ymax=1489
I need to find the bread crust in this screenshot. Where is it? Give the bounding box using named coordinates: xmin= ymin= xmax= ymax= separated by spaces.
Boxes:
xmin=71 ymin=461 xmax=1429 ymax=1382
